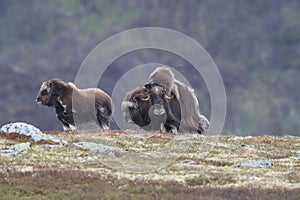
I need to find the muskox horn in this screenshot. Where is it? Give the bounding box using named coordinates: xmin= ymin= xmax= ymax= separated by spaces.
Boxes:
xmin=141 ymin=95 xmax=151 ymax=101
xmin=164 ymin=90 xmax=174 ymax=100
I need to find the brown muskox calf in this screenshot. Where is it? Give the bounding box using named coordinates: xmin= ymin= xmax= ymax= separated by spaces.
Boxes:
xmin=36 ymin=79 xmax=113 ymax=131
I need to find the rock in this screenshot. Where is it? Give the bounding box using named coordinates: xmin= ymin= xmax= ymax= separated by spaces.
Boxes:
xmin=182 ymin=160 xmax=197 ymax=165
xmin=248 ymin=176 xmax=261 ymax=181
xmin=0 ymin=122 xmax=67 ymax=145
xmin=0 ymin=142 xmax=31 ymax=155
xmin=233 ymin=160 xmax=274 ymax=168
xmin=295 ymin=151 xmax=300 ymax=158
xmin=241 ymin=146 xmax=257 ymax=157
xmin=73 ymin=142 xmax=128 ymax=157
xmin=246 ymin=147 xmax=257 ymax=154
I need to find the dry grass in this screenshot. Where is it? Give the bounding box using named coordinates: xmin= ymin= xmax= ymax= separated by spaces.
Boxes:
xmin=1 ymin=130 xmax=300 ymax=199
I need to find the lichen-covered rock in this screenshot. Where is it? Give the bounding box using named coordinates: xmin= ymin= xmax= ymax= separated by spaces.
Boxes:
xmin=0 ymin=122 xmax=66 ymax=145
xmin=73 ymin=142 xmax=128 ymax=157
xmin=1 ymin=122 xmax=43 ymax=138
xmin=233 ymin=160 xmax=274 ymax=168
xmin=0 ymin=142 xmax=31 ymax=155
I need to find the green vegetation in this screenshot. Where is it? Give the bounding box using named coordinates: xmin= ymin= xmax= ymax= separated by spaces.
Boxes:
xmin=0 ymin=1 xmax=299 ymax=135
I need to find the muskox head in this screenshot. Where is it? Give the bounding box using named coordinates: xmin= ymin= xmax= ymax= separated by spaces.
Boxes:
xmin=122 ymin=83 xmax=181 ymax=132
xmin=122 ymin=85 xmax=152 ymax=127
xmin=36 ymin=79 xmax=67 ymax=106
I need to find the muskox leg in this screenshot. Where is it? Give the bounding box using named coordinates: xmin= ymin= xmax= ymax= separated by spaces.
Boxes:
xmin=159 ymin=123 xmax=166 ymax=133
xmin=63 ymin=125 xmax=71 ymax=131
xmin=164 ymin=111 xmax=180 ymax=134
xmin=164 ymin=122 xmax=179 ymax=134
xmin=55 ymin=111 xmax=77 ymax=131
xmin=56 ymin=114 xmax=71 ymax=131
xmin=67 ymin=124 xmax=77 ymax=131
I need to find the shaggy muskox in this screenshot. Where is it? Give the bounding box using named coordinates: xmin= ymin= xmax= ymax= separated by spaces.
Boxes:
xmin=122 ymin=83 xmax=181 ymax=133
xmin=149 ymin=66 xmax=209 ymax=134
xmin=122 ymin=66 xmax=209 ymax=134
xmin=36 ymin=79 xmax=113 ymax=131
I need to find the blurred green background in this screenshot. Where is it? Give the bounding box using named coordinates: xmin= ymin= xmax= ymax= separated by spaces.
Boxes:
xmin=0 ymin=0 xmax=299 ymax=135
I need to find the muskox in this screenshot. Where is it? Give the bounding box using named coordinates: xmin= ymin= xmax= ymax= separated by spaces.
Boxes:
xmin=122 ymin=83 xmax=181 ymax=133
xmin=149 ymin=66 xmax=209 ymax=134
xmin=36 ymin=79 xmax=113 ymax=131
xmin=122 ymin=66 xmax=209 ymax=134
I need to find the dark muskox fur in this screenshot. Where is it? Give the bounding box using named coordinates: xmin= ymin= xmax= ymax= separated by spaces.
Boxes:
xmin=122 ymin=83 xmax=181 ymax=133
xmin=36 ymin=79 xmax=113 ymax=131
xmin=122 ymin=86 xmax=150 ymax=126
xmin=123 ymin=66 xmax=209 ymax=134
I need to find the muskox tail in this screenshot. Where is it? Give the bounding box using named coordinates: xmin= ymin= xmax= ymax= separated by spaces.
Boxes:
xmin=96 ymin=110 xmax=110 ymax=130
xmin=95 ymin=95 xmax=113 ymax=130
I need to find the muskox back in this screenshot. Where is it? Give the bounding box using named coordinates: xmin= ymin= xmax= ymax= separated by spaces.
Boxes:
xmin=72 ymin=87 xmax=113 ymax=130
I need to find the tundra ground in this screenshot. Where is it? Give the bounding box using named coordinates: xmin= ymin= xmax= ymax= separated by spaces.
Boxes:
xmin=1 ymin=130 xmax=300 ymax=199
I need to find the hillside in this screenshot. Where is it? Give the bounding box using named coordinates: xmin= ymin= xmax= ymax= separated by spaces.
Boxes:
xmin=0 ymin=1 xmax=300 ymax=135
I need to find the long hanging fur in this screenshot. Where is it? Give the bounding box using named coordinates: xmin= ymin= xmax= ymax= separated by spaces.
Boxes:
xmin=148 ymin=66 xmax=210 ymax=134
